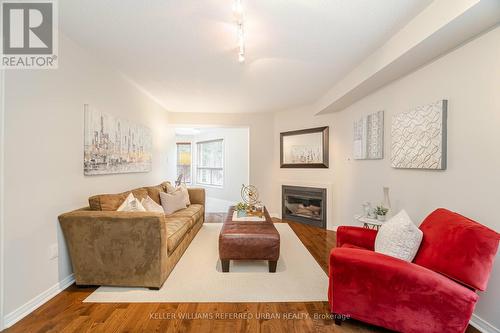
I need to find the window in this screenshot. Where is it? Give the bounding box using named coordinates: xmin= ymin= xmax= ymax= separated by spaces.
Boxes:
xmin=197 ymin=139 xmax=223 ymax=186
xmin=176 ymin=142 xmax=192 ymax=184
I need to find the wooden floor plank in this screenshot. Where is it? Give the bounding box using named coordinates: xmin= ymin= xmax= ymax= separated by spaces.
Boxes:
xmin=3 ymin=213 xmax=481 ymax=333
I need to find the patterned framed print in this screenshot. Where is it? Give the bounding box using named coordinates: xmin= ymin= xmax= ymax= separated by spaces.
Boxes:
xmin=353 ymin=111 xmax=384 ymax=160
xmin=391 ymin=100 xmax=447 ymax=170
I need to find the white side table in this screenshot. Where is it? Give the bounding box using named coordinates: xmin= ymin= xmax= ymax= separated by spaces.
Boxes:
xmin=354 ymin=214 xmax=383 ymax=230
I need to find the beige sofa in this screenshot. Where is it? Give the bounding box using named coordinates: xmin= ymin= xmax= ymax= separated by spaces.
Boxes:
xmin=58 ymin=181 xmax=205 ymax=289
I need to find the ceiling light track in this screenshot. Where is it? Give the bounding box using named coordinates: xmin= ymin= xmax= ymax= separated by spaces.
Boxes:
xmin=233 ymin=0 xmax=245 ymax=63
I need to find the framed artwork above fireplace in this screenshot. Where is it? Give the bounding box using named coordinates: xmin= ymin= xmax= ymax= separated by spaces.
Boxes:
xmin=280 ymin=126 xmax=329 ymax=168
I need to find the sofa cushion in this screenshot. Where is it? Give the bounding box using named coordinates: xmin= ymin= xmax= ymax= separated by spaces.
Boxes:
xmin=414 ymin=208 xmax=500 ymax=291
xmin=187 ymin=188 xmax=205 ymax=205
xmin=88 ymin=188 xmax=148 ymax=211
xmin=170 ymin=204 xmax=204 ymax=228
xmin=145 ymin=185 xmax=164 ymax=204
xmin=166 ymin=218 xmax=190 ymax=254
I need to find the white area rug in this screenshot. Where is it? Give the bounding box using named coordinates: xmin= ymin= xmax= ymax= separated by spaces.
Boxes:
xmin=84 ymin=223 xmax=328 ymax=303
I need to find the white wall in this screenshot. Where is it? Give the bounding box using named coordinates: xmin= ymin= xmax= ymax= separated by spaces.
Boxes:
xmin=0 ymin=69 xmax=5 ymax=330
xmin=272 ymin=106 xmax=336 ymax=229
xmin=170 ymin=128 xmax=249 ymax=205
xmin=274 ymin=26 xmax=500 ymax=330
xmin=3 ymin=34 xmax=171 ymax=319
xmin=168 ymin=112 xmax=275 ymax=215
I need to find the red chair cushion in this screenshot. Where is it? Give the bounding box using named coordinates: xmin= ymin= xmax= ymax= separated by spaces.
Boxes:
xmin=341 ymin=243 xmax=366 ymax=250
xmin=414 ymin=208 xmax=500 ymax=291
xmin=330 ymin=247 xmax=478 ymax=333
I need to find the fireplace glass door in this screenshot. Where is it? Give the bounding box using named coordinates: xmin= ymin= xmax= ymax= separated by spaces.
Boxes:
xmin=282 ymin=185 xmax=326 ymax=228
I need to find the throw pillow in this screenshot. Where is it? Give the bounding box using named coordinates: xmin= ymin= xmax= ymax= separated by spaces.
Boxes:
xmin=117 ymin=193 xmax=146 ymax=212
xmin=160 ymin=191 xmax=187 ymax=215
xmin=176 ymin=184 xmax=191 ymax=206
xmin=145 ymin=185 xmax=164 ymax=204
xmin=374 ymin=210 xmax=423 ymax=262
xmin=141 ymin=195 xmax=164 ymax=213
xmin=163 ymin=182 xmax=176 ymax=193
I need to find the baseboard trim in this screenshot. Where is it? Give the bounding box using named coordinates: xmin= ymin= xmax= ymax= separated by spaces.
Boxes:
xmin=4 ymin=274 xmax=75 ymax=329
xmin=470 ymin=314 xmax=500 ymax=333
xmin=270 ymin=212 xmax=281 ymax=219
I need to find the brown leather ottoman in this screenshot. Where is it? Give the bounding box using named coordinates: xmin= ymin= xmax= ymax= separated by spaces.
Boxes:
xmin=219 ymin=207 xmax=280 ymax=272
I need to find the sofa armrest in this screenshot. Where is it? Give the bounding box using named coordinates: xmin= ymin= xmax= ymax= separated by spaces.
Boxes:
xmin=188 ymin=187 xmax=205 ymax=205
xmin=329 ymin=248 xmax=478 ymax=333
xmin=336 ymin=226 xmax=377 ymax=250
xmin=58 ymin=209 xmax=168 ymax=288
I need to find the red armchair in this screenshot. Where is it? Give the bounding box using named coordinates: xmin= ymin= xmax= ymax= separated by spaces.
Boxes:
xmin=329 ymin=208 xmax=500 ymax=333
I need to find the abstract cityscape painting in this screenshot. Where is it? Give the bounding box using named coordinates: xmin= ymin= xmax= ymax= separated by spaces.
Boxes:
xmin=353 ymin=111 xmax=384 ymax=160
xmin=391 ymin=100 xmax=447 ymax=170
xmin=84 ymin=105 xmax=152 ymax=175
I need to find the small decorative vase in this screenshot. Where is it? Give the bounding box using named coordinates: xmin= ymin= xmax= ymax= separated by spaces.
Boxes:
xmin=383 ymin=186 xmax=391 ymax=216
xmin=377 ymin=214 xmax=386 ymax=222
xmin=362 ymin=202 xmax=372 ymax=217
xmin=368 ymin=208 xmax=377 ymax=219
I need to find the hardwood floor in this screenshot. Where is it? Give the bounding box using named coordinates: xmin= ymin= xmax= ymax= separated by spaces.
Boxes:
xmin=4 ymin=213 xmax=480 ymax=333
xmin=286 ymin=221 xmax=335 ymax=276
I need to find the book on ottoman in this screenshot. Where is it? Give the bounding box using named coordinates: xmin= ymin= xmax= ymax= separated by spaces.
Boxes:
xmin=232 ymin=210 xmax=266 ymax=222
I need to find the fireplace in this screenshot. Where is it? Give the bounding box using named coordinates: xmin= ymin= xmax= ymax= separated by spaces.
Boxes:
xmin=282 ymin=185 xmax=326 ymax=228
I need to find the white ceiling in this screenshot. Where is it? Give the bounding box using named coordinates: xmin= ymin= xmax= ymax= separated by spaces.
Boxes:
xmin=60 ymin=0 xmax=432 ymax=113
xmin=174 ymin=127 xmax=238 ymax=136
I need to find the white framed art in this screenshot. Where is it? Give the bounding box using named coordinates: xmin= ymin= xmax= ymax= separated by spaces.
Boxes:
xmin=391 ymin=100 xmax=447 ymax=170
xmin=83 ymin=105 xmax=152 ymax=175
xmin=353 ymin=111 xmax=384 ymax=160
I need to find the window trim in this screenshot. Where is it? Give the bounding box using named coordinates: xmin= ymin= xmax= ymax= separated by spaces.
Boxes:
xmin=196 ymin=138 xmax=224 ymax=187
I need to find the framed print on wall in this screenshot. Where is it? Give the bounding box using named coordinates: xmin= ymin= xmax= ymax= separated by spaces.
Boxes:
xmin=353 ymin=111 xmax=384 ymax=160
xmin=391 ymin=100 xmax=447 ymax=170
xmin=84 ymin=104 xmax=153 ymax=175
xmin=280 ymin=126 xmax=329 ymax=168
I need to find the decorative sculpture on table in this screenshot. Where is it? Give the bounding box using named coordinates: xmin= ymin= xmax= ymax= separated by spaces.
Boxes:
xmin=236 ymin=184 xmax=263 ymax=217
xmin=382 ymin=186 xmax=392 ymax=216
xmin=241 ymin=184 xmax=259 ymax=205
